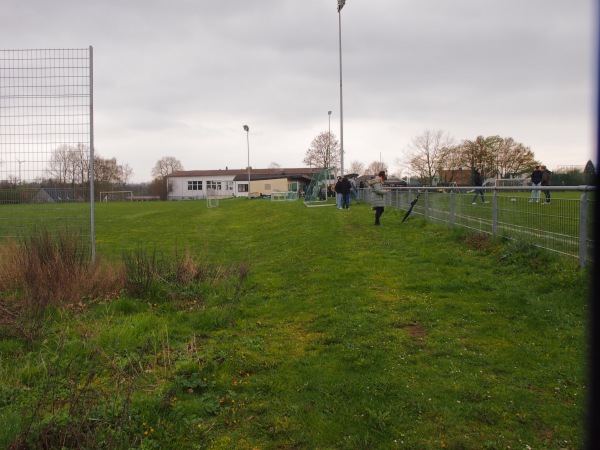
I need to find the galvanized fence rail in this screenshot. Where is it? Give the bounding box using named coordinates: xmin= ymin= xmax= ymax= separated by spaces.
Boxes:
xmin=360 ymin=186 xmax=595 ymax=267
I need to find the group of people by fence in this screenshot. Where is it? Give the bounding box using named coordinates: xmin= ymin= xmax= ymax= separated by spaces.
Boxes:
xmin=333 ymin=175 xmax=359 ymax=209
xmin=529 ymin=165 xmax=553 ymax=204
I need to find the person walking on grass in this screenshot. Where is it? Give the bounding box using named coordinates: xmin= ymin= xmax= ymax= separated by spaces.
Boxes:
xmin=368 ymin=170 xmax=388 ymax=225
xmin=471 ymin=169 xmax=488 ymax=205
xmin=541 ymin=165 xmax=552 ymax=204
xmin=529 ymin=165 xmax=543 ymax=202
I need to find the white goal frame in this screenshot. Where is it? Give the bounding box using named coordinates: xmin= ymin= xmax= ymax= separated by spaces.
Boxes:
xmin=206 ymin=188 xmax=219 ymax=208
xmin=100 ymin=191 xmax=133 ymax=202
xmin=271 ymin=191 xmax=298 ymax=202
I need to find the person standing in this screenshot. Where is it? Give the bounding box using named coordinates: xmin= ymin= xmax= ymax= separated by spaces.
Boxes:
xmin=349 ymin=177 xmax=359 ymax=205
xmin=335 ymin=176 xmax=352 ymax=209
xmin=529 ymin=166 xmax=543 ymax=202
xmin=369 ymin=171 xmax=388 ymax=225
xmin=471 ymin=169 xmax=488 ymax=205
xmin=334 ymin=176 xmax=343 ymax=209
xmin=541 ymin=165 xmax=552 ymax=204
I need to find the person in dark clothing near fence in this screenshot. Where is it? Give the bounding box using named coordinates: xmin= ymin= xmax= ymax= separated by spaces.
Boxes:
xmin=541 ymin=165 xmax=552 ymax=204
xmin=471 ymin=169 xmax=488 ymax=205
xmin=529 ymin=165 xmax=544 ymax=202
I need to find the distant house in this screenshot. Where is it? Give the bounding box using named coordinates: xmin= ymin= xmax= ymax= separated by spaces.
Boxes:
xmin=167 ymin=168 xmax=322 ymax=200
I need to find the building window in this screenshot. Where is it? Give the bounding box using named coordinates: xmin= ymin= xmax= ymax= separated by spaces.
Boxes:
xmin=225 ymin=181 xmax=233 ymax=191
xmin=207 ymin=181 xmax=221 ymax=190
xmin=187 ymin=181 xmax=202 ymax=191
xmin=238 ymin=183 xmax=248 ymax=192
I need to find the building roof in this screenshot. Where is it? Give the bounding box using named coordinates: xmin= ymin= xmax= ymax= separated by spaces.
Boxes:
xmin=168 ymin=168 xmax=322 ymax=178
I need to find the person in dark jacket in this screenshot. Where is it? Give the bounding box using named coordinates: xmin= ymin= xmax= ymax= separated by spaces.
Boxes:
xmin=471 ymin=169 xmax=488 ymax=205
xmin=335 ymin=176 xmax=352 ymax=209
xmin=529 ymin=166 xmax=544 ymax=202
xmin=541 ymin=165 xmax=552 ymax=204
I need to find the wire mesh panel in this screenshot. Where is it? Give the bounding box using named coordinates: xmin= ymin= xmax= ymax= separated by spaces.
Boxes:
xmin=0 ymin=48 xmax=94 ymax=254
xmin=371 ymin=186 xmax=595 ymax=267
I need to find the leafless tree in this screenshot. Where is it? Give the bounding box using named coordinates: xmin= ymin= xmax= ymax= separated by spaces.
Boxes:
xmin=401 ymin=130 xmax=454 ymax=185
xmin=348 ymin=160 xmax=365 ymax=176
xmin=151 ymin=156 xmax=183 ymax=200
xmin=366 ymin=160 xmax=388 ymax=176
xmin=152 ymin=156 xmax=184 ymax=179
xmin=303 ymin=131 xmax=340 ymax=169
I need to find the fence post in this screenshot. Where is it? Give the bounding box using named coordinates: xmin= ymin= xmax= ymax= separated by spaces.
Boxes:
xmin=425 ymin=189 xmax=429 ymax=220
xmin=579 ymin=189 xmax=589 ymax=268
xmin=449 ymin=190 xmax=455 ymax=229
xmin=492 ymin=189 xmax=498 ymax=237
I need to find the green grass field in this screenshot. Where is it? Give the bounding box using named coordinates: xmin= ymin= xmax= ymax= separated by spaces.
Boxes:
xmin=0 ymin=198 xmax=590 ymax=449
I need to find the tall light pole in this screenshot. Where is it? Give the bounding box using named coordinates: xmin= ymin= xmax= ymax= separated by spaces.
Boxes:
xmin=337 ymin=0 xmax=346 ymax=176
xmin=243 ymin=125 xmax=250 ymax=196
xmin=327 ymin=111 xmax=332 ymax=168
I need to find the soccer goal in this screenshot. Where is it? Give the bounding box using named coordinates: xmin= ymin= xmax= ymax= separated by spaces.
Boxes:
xmin=100 ymin=191 xmax=133 ymax=202
xmin=206 ymin=188 xmax=219 ymax=208
xmin=303 ymin=168 xmax=335 ymax=207
xmin=271 ymin=191 xmax=298 ymax=202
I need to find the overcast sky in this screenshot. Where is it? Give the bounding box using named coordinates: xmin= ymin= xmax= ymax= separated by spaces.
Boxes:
xmin=2 ymin=0 xmax=596 ymax=182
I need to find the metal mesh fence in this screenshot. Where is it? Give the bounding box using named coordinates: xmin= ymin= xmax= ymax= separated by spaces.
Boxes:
xmin=364 ymin=186 xmax=595 ymax=267
xmin=0 ymin=48 xmax=94 ymax=254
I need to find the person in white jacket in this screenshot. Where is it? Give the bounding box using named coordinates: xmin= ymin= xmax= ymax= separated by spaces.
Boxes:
xmin=368 ymin=171 xmax=388 ymax=225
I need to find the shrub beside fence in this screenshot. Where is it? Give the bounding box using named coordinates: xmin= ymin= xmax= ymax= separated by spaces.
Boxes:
xmin=361 ymin=185 xmax=595 ymax=267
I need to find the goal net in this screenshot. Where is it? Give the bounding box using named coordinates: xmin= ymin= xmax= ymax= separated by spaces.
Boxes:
xmin=206 ymin=188 xmax=219 ymax=208
xmin=303 ymin=168 xmax=335 ymax=207
xmin=271 ymin=191 xmax=298 ymax=202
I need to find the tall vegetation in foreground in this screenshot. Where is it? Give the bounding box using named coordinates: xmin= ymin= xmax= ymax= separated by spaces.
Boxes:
xmin=0 ymin=198 xmax=589 ymax=449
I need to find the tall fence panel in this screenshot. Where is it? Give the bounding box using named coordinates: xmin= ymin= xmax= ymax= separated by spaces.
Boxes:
xmin=0 ymin=48 xmax=95 ymax=258
xmin=363 ymin=186 xmax=595 ymax=267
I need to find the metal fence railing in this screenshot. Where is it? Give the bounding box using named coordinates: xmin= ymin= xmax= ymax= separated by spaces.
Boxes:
xmin=360 ymin=185 xmax=596 ymax=267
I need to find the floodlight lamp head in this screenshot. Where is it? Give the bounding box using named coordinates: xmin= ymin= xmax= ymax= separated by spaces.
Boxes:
xmin=328 ymin=111 xmax=332 ymax=115
xmin=243 ymin=125 xmax=249 ymax=132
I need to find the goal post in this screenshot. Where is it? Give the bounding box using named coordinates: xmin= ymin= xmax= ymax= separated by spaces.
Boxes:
xmin=100 ymin=191 xmax=133 ymax=202
xmin=271 ymin=191 xmax=298 ymax=202
xmin=206 ymin=188 xmax=219 ymax=208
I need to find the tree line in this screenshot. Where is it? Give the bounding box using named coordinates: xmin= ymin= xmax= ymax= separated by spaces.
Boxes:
xmin=303 ymin=128 xmax=596 ymax=185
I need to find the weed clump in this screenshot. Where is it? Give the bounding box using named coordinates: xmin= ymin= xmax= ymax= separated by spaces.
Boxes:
xmin=0 ymin=228 xmax=122 ymax=342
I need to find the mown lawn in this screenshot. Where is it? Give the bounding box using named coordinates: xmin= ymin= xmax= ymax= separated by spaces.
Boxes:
xmin=0 ymin=197 xmax=590 ymax=449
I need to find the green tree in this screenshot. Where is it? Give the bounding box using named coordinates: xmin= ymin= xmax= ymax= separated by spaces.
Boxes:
xmin=584 ymin=159 xmax=597 ymax=185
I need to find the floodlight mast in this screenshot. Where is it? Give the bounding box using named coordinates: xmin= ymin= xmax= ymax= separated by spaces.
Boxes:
xmin=337 ymin=0 xmax=345 ymax=176
xmin=243 ymin=125 xmax=250 ymax=196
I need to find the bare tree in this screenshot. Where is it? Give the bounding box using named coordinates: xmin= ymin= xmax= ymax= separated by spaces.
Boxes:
xmin=121 ymin=163 xmax=134 ymax=185
xmin=268 ymin=162 xmax=281 ymax=169
xmin=366 ymin=160 xmax=388 ymax=175
xmin=303 ymin=131 xmax=340 ymax=169
xmin=348 ymin=160 xmax=365 ymax=175
xmin=402 ymin=130 xmax=454 ymax=185
xmin=47 ymin=144 xmax=73 ymax=185
xmin=152 ymin=156 xmax=184 ymax=179
xmin=152 ymin=156 xmax=183 ymax=200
